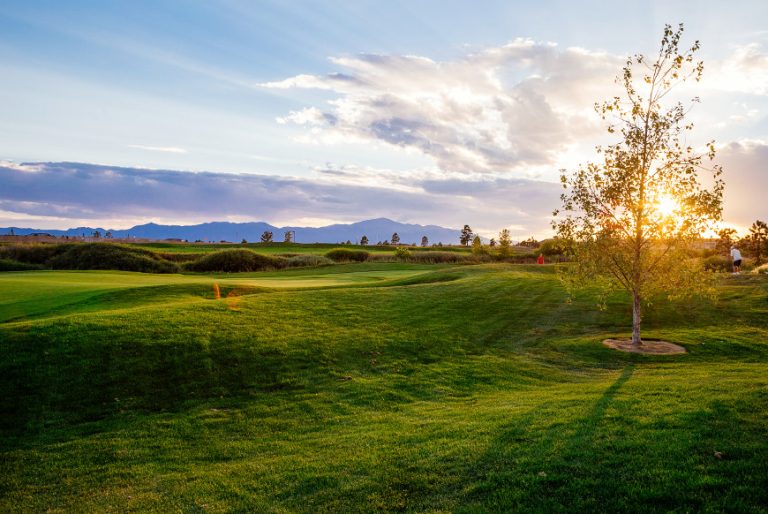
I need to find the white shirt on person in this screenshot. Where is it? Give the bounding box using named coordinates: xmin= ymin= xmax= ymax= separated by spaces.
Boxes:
xmin=731 ymin=248 xmax=742 ymax=260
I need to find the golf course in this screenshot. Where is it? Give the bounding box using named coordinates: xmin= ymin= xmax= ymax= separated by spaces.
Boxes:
xmin=2 ymin=260 xmax=766 ymax=512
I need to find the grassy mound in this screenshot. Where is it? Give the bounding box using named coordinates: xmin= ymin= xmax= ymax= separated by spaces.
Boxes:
xmin=325 ymin=248 xmax=370 ymax=262
xmin=0 ymin=243 xmax=179 ymax=273
xmin=184 ymin=248 xmax=286 ymax=272
xmin=47 ymin=244 xmax=179 ymax=273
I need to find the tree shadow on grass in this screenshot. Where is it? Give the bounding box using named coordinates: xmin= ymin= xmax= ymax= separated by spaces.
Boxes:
xmin=457 ymin=365 xmax=637 ymax=512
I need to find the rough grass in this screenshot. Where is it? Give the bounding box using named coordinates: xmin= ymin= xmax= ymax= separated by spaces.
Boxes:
xmin=1 ymin=265 xmax=767 ymax=512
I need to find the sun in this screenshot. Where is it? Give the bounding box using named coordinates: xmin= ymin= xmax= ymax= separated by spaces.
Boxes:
xmin=655 ymin=194 xmax=678 ymax=218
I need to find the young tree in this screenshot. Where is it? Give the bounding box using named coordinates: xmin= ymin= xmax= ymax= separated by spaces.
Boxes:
xmin=284 ymin=231 xmax=293 ymax=243
xmin=554 ymin=24 xmax=724 ymax=347
xmin=498 ymin=229 xmax=512 ymax=257
xmin=421 ymin=235 xmax=429 ymax=247
xmin=360 ymin=235 xmax=369 ymax=246
xmin=391 ymin=233 xmax=400 ymax=245
xmin=749 ymin=220 xmax=768 ymax=265
xmin=460 ymin=225 xmax=473 ymax=246
xmin=260 ymin=231 xmax=273 ymax=243
xmin=489 ymin=238 xmax=497 ymax=247
xmin=471 ymin=235 xmax=485 ymax=254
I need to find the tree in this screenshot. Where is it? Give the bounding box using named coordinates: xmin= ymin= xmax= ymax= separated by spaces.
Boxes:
xmin=715 ymin=228 xmax=737 ymax=255
xmin=105 ymin=231 xmax=113 ymax=239
xmin=460 ymin=225 xmax=473 ymax=246
xmin=260 ymin=231 xmax=273 ymax=243
xmin=391 ymin=233 xmax=400 ymax=245
xmin=498 ymin=229 xmax=512 ymax=257
xmin=93 ymin=230 xmax=101 ymax=239
xmin=554 ymin=24 xmax=724 ymax=347
xmin=284 ymin=231 xmax=293 ymax=243
xmin=489 ymin=238 xmax=497 ymax=247
xmin=749 ymin=220 xmax=768 ymax=265
xmin=241 ymin=238 xmax=248 ymax=244
xmin=471 ymin=235 xmax=485 ymax=255
xmin=360 ymin=235 xmax=369 ymax=246
xmin=421 ymin=235 xmax=429 ymax=247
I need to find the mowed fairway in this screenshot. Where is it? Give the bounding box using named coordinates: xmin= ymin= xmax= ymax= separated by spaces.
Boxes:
xmin=1 ymin=264 xmax=767 ymax=512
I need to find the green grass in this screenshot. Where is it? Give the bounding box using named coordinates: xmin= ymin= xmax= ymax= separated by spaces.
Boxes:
xmin=1 ymin=264 xmax=767 ymax=512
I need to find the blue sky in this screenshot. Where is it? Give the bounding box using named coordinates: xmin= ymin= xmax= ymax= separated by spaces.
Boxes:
xmin=1 ymin=1 xmax=766 ymax=237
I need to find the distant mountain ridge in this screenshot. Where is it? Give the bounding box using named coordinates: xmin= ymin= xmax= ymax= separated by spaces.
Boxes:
xmin=1 ymin=218 xmax=460 ymax=245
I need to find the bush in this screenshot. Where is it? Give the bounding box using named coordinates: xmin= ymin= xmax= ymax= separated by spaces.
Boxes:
xmin=324 ymin=248 xmax=370 ymax=262
xmin=394 ymin=247 xmax=412 ymax=260
xmin=539 ymin=238 xmax=571 ymax=256
xmin=753 ymin=263 xmax=768 ymax=275
xmin=284 ymin=255 xmax=334 ymax=268
xmin=702 ymin=255 xmax=731 ymax=272
xmin=47 ymin=244 xmax=180 ymax=273
xmin=185 ymin=249 xmax=285 ymax=272
xmin=0 ymin=259 xmax=44 ymax=271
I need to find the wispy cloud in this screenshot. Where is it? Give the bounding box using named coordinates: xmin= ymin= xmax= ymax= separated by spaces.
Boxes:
xmin=128 ymin=145 xmax=188 ymax=154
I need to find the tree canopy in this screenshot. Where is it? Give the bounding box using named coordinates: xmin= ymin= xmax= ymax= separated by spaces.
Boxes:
xmin=554 ymin=24 xmax=724 ymax=346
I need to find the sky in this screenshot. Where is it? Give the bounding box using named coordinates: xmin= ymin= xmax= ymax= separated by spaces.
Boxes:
xmin=0 ymin=0 xmax=766 ymax=238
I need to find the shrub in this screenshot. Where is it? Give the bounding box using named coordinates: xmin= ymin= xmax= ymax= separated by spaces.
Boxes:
xmin=185 ymin=249 xmax=285 ymax=272
xmin=753 ymin=263 xmax=768 ymax=275
xmin=284 ymin=255 xmax=334 ymax=268
xmin=394 ymin=247 xmax=412 ymax=260
xmin=702 ymin=255 xmax=731 ymax=272
xmin=324 ymin=248 xmax=370 ymax=262
xmin=539 ymin=238 xmax=571 ymax=256
xmin=47 ymin=244 xmax=179 ymax=273
xmin=0 ymin=259 xmax=44 ymax=271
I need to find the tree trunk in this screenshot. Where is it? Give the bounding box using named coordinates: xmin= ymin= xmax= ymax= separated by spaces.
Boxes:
xmin=632 ymin=292 xmax=642 ymax=346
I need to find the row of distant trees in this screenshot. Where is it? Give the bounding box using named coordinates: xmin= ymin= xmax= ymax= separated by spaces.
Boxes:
xmin=247 ymin=227 xmax=546 ymax=249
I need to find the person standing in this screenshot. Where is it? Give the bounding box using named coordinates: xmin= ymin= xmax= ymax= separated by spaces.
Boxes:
xmin=730 ymin=246 xmax=742 ymax=274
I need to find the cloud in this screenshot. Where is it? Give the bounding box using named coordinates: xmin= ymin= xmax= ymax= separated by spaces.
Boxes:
xmin=128 ymin=145 xmax=188 ymax=154
xmin=716 ymin=139 xmax=768 ymax=228
xmin=262 ymin=40 xmax=621 ymax=173
xmin=0 ymin=161 xmax=560 ymax=237
xmin=709 ymin=43 xmax=768 ymax=95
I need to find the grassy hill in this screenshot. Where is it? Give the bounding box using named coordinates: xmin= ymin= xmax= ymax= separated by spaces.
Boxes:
xmin=1 ymin=264 xmax=767 ymax=512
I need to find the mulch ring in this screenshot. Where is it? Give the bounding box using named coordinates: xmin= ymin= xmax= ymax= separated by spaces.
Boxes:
xmin=603 ymin=338 xmax=687 ymax=355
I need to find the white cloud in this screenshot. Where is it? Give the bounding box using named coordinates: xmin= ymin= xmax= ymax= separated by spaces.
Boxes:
xmin=128 ymin=145 xmax=188 ymax=154
xmin=706 ymin=43 xmax=768 ymax=95
xmin=262 ymin=41 xmax=621 ymax=174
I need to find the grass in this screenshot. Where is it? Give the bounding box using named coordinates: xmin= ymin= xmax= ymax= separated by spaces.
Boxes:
xmin=1 ymin=264 xmax=767 ymax=512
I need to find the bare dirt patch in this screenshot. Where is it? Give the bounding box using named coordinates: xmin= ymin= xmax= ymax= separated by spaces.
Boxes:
xmin=603 ymin=339 xmax=687 ymax=355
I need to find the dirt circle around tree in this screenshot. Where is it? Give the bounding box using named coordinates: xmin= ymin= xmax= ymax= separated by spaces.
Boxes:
xmin=602 ymin=338 xmax=687 ymax=355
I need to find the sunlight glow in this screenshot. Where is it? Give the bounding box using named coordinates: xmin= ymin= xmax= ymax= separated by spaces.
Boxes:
xmin=655 ymin=194 xmax=678 ymax=218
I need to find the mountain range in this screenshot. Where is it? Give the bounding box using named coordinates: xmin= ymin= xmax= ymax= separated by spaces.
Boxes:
xmin=1 ymin=218 xmax=461 ymax=245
